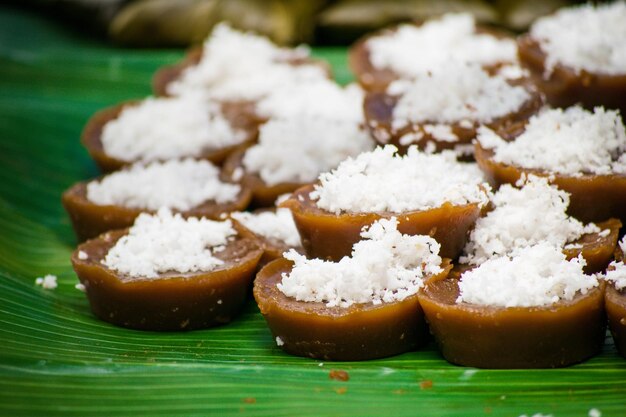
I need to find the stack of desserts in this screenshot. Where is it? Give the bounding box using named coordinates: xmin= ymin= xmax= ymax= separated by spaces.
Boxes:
xmin=66 ymin=2 xmax=626 ymax=368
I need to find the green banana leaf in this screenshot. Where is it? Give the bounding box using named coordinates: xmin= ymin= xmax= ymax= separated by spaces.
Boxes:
xmin=1 ymin=7 xmax=625 ymax=417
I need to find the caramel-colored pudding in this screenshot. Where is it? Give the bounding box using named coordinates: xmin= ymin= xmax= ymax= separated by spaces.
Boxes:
xmin=222 ymin=148 xmax=309 ymax=208
xmin=282 ymin=184 xmax=481 ymax=261
xmin=62 ymin=180 xmax=252 ymax=242
xmin=363 ymin=83 xmax=542 ymax=158
xmin=475 ymin=143 xmax=626 ymax=224
xmin=418 ymin=275 xmax=606 ymax=368
xmin=81 ymin=100 xmax=258 ymax=173
xmin=72 ymin=229 xmax=262 ymax=331
xmin=518 ymin=35 xmax=626 ymax=118
xmin=254 ymin=258 xmax=449 ymax=361
xmin=606 ymin=284 xmax=626 ymax=358
xmin=152 ymin=46 xmax=331 ymax=97
xmin=562 ymin=218 xmax=622 ymax=273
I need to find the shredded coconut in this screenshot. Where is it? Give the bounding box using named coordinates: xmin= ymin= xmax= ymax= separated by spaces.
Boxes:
xmin=278 ymin=218 xmax=443 ymax=307
xmin=75 ymin=283 xmax=86 ymax=292
xmin=589 ymin=408 xmax=602 ymax=417
xmin=530 ymin=2 xmax=626 ymax=76
xmin=231 ymin=208 xmax=301 ymax=247
xmin=35 ymin=274 xmax=57 ymax=290
xmin=478 ymin=106 xmax=626 ymax=176
xmin=388 ymin=64 xmax=530 ymax=129
xmin=457 ymin=243 xmax=597 ymax=307
xmin=311 ymin=145 xmax=489 ymax=214
xmin=101 ymin=95 xmax=246 ymax=163
xmin=87 ymin=159 xmax=240 ymax=211
xmin=367 ymin=13 xmax=518 ymax=78
xmin=77 ymin=251 xmax=88 ymax=260
xmin=103 ymin=208 xmax=236 ymax=279
xmin=462 ymin=175 xmax=599 ymax=265
xmin=423 ymin=124 xmax=458 ymax=143
xmin=275 ymin=336 xmax=284 ymax=346
xmin=256 ymin=81 xmax=364 ymax=124
xmin=602 ymin=236 xmax=626 ymax=290
xmin=167 ymin=23 xmax=319 ymax=96
xmin=242 ymin=118 xmax=374 ymax=186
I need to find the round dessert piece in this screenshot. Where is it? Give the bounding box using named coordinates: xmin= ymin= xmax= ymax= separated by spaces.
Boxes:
xmin=364 ymin=64 xmax=542 ymax=158
xmin=254 ymin=218 xmax=450 ymax=361
xmin=518 ymin=3 xmax=626 ymax=116
xmin=230 ymin=206 xmax=303 ymax=267
xmin=282 ymin=146 xmax=489 ymax=261
xmin=62 ymin=159 xmax=251 ymax=241
xmin=419 ymin=243 xmax=606 ymax=368
xmin=153 ymin=23 xmax=329 ymax=98
xmin=71 ymin=209 xmax=262 ymax=331
xmin=349 ymin=13 xmax=521 ymax=92
xmin=461 ymin=175 xmax=621 ymax=273
xmin=604 ymin=237 xmax=626 ymax=358
xmin=475 ymin=106 xmax=626 ymax=223
xmin=82 ymin=95 xmax=257 ymax=173
xmin=223 ymin=112 xmax=374 ymax=208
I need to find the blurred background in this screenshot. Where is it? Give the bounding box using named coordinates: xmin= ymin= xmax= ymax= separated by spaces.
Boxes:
xmin=5 ymin=0 xmax=592 ymax=47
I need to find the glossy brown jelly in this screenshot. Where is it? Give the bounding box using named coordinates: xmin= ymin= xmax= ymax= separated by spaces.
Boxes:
xmin=349 ymin=25 xmax=518 ymax=92
xmin=223 ymin=148 xmax=311 ymax=208
xmin=72 ymin=229 xmax=263 ymax=331
xmin=562 ymin=218 xmax=622 ymax=273
xmin=254 ymin=258 xmax=450 ymax=361
xmin=363 ymin=80 xmax=543 ymax=158
xmin=281 ymin=184 xmax=483 ymax=262
xmin=418 ymin=274 xmax=607 ymax=368
xmin=475 ymin=143 xmax=626 ymax=224
xmin=229 ymin=209 xmax=304 ymax=269
xmin=152 ymin=46 xmax=332 ymax=97
xmin=62 ymin=177 xmax=252 ymax=242
xmin=81 ymin=100 xmax=258 ymax=173
xmin=606 ymin=284 xmax=626 ymax=358
xmin=518 ymin=35 xmax=626 ymax=117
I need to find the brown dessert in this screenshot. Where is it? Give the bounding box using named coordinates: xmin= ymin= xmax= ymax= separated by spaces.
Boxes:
xmin=222 ymin=148 xmax=308 ymax=208
xmin=72 ymin=229 xmax=262 ymax=331
xmin=152 ymin=46 xmax=331 ymax=97
xmin=229 ymin=209 xmax=303 ymax=269
xmin=363 ymin=84 xmax=542 ymax=157
xmin=562 ymin=218 xmax=622 ymax=274
xmin=349 ymin=24 xmax=517 ymax=92
xmin=281 ymin=184 xmax=482 ymax=261
xmin=62 ymin=177 xmax=252 ymax=242
xmin=518 ymin=35 xmax=626 ymax=118
xmin=606 ymin=284 xmax=626 ymax=358
xmin=418 ymin=274 xmax=606 ymax=368
xmin=475 ymin=143 xmax=626 ymax=224
xmin=82 ymin=100 xmax=258 ymax=173
xmin=253 ymin=258 xmax=450 ymax=361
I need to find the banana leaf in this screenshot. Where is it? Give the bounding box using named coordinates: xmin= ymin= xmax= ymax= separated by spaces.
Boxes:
xmin=1 ymin=7 xmax=625 ymax=417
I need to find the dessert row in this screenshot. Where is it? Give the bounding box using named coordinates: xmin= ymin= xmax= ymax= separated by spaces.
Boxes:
xmin=65 ymin=2 xmax=626 ymax=369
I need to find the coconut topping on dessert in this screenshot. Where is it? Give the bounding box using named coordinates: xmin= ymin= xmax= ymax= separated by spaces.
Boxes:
xmin=103 ymin=208 xmax=236 ymax=279
xmin=530 ymin=2 xmax=626 ymax=76
xmin=367 ymin=13 xmax=518 ymax=78
xmin=231 ymin=208 xmax=301 ymax=247
xmin=256 ymin=80 xmax=364 ymax=124
xmin=478 ymin=106 xmax=626 ymax=176
xmin=604 ymin=236 xmax=626 ymax=290
xmin=86 ymin=159 xmax=240 ymax=211
xmin=242 ymin=117 xmax=374 ymax=186
xmin=311 ymin=145 xmax=489 ymax=214
xmin=278 ymin=218 xmax=443 ymax=307
xmin=462 ymin=175 xmax=600 ymax=265
xmin=457 ymin=243 xmax=598 ymax=307
xmin=167 ymin=23 xmax=323 ymax=96
xmin=388 ymin=64 xmax=531 ymax=130
xmin=101 ymin=95 xmax=247 ymax=162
